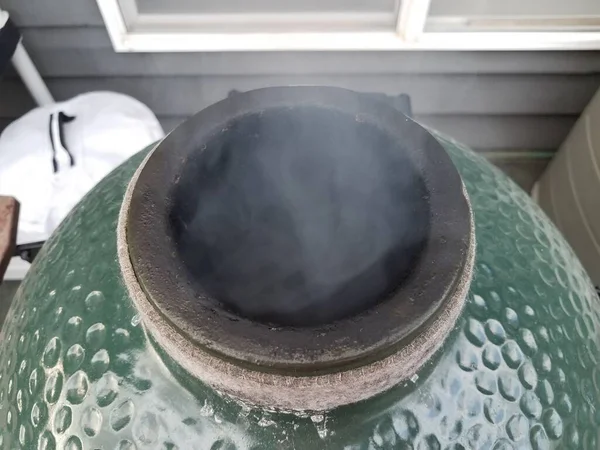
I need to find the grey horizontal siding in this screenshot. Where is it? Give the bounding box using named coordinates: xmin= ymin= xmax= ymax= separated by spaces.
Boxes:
xmin=2 ymin=74 xmax=598 ymax=118
xmin=0 ymin=0 xmax=104 ymax=26
xmin=0 ymin=104 xmax=575 ymax=152
xmin=1 ymin=0 xmax=599 ymax=157
xmin=417 ymin=115 xmax=577 ymax=151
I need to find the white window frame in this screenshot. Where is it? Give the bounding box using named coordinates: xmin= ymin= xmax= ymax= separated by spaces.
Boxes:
xmin=97 ymin=0 xmax=600 ymax=51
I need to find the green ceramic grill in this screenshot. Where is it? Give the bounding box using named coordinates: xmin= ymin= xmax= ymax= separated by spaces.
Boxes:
xmin=0 ymin=87 xmax=599 ymax=450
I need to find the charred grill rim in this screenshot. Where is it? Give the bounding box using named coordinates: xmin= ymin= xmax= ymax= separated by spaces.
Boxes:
xmin=123 ymin=86 xmax=473 ymax=375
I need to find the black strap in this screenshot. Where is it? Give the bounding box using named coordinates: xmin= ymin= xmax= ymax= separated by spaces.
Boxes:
xmin=48 ymin=111 xmax=76 ymax=173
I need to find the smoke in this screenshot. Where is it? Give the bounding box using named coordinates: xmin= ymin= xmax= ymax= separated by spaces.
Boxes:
xmin=171 ymin=105 xmax=429 ymax=327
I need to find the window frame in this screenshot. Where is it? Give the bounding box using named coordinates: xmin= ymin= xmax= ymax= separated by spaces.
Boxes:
xmin=97 ymin=0 xmax=600 ymax=51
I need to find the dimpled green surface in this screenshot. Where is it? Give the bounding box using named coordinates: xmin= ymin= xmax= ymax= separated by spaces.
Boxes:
xmin=1 ymin=134 xmax=600 ymax=450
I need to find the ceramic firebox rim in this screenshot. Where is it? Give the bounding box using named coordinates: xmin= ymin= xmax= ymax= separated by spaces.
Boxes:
xmin=121 ymin=87 xmax=474 ymax=374
xmin=117 ymin=143 xmax=475 ymax=413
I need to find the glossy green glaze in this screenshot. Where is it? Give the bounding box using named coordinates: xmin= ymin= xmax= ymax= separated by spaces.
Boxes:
xmin=1 ymin=134 xmax=600 ymax=450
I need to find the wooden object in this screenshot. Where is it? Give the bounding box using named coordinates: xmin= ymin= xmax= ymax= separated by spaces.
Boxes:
xmin=0 ymin=196 xmax=19 ymax=282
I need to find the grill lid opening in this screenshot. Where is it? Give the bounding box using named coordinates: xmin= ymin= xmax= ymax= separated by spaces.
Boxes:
xmin=169 ymin=106 xmax=430 ymax=327
xmin=121 ymin=87 xmax=473 ymax=411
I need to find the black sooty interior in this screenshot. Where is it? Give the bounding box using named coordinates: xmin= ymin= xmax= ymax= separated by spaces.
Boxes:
xmin=169 ymin=106 xmax=430 ymax=327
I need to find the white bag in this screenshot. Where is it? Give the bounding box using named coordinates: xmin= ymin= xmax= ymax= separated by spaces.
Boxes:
xmin=0 ymin=91 xmax=164 ymax=245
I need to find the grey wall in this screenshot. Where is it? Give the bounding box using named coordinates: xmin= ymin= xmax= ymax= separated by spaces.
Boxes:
xmin=1 ymin=0 xmax=600 ymax=155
